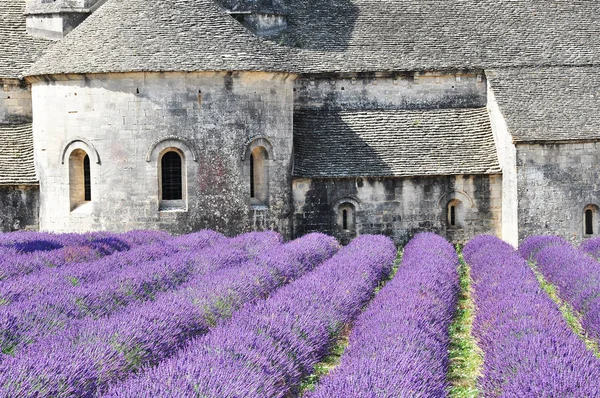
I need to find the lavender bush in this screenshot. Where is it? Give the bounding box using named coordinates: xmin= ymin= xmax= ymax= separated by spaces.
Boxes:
xmin=517 ymin=234 xmax=569 ymax=261
xmin=580 ymin=236 xmax=600 ymax=260
xmin=105 ymin=235 xmax=396 ymax=398
xmin=0 ymin=231 xmax=281 ymax=358
xmin=0 ymin=233 xmax=337 ymax=397
xmin=0 ymin=230 xmax=171 ymax=281
xmin=0 ymin=230 xmax=223 ymax=306
xmin=307 ymin=232 xmax=459 ymax=397
xmin=465 ymin=235 xmax=600 ymax=396
xmin=534 ymin=243 xmax=600 ymax=341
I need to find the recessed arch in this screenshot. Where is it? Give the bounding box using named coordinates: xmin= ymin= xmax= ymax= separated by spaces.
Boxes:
xmin=249 ymin=146 xmax=270 ymax=205
xmin=436 ymin=190 xmax=475 ymax=209
xmin=61 ymin=138 xmax=100 ymax=165
xmin=241 ymin=135 xmax=275 ymax=161
xmin=146 ymin=136 xmax=197 ymax=163
xmin=69 ymin=148 xmax=92 ymax=211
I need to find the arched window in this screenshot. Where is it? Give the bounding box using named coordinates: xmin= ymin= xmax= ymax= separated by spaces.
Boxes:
xmin=584 ymin=205 xmax=599 ymax=236
xmin=159 ymin=149 xmax=186 ymax=210
xmin=250 ymin=146 xmax=269 ymax=205
xmin=69 ymin=149 xmax=91 ymax=210
xmin=447 ymin=199 xmax=464 ymax=228
xmin=161 ymin=151 xmax=182 ymax=200
xmin=338 ymin=202 xmax=356 ymax=231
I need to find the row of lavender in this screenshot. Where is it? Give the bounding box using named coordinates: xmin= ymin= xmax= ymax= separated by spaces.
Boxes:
xmin=0 ymin=230 xmax=171 ymax=280
xmin=307 ymin=232 xmax=459 ymax=397
xmin=0 ymin=230 xmax=281 ymax=358
xmin=521 ymin=235 xmax=600 ymax=343
xmin=465 ymin=235 xmax=600 ymax=396
xmin=0 ymin=232 xmax=341 ymax=396
xmin=104 ymin=235 xmax=397 ymax=397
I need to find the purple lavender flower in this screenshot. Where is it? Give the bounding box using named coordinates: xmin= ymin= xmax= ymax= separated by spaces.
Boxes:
xmin=105 ymin=235 xmax=396 ymax=398
xmin=307 ymin=232 xmax=459 ymax=397
xmin=466 ymin=235 xmax=600 ymax=397
xmin=0 ymin=233 xmax=336 ymax=397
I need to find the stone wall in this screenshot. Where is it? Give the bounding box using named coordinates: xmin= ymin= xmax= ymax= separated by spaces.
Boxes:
xmin=517 ymin=142 xmax=600 ymax=243
xmin=31 ymin=71 xmax=295 ymax=236
xmin=295 ymin=71 xmax=487 ymax=111
xmin=0 ymin=79 xmax=32 ymax=125
xmin=293 ymin=174 xmax=502 ymax=245
xmin=0 ymin=185 xmax=39 ymax=232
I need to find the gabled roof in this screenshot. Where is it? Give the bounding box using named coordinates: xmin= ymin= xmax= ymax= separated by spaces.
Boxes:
xmin=26 ymin=0 xmax=292 ymax=77
xmin=276 ymin=0 xmax=600 ymax=73
xmin=488 ymin=66 xmax=600 ymax=143
xmin=293 ymin=108 xmax=501 ymax=178
xmin=0 ymin=0 xmax=53 ymax=79
xmin=0 ymin=124 xmax=37 ymax=185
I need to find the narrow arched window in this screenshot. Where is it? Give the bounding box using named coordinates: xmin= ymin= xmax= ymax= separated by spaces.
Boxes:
xmin=69 ymin=149 xmax=91 ymax=210
xmin=83 ymin=154 xmax=91 ymax=202
xmin=249 ymin=146 xmax=269 ymax=205
xmin=250 ymin=153 xmax=255 ymax=198
xmin=583 ymin=205 xmax=599 ymax=236
xmin=586 ymin=209 xmax=594 ymax=235
xmin=447 ymin=199 xmax=463 ymax=228
xmin=161 ymin=151 xmax=183 ymax=201
xmin=338 ymin=203 xmax=355 ymax=231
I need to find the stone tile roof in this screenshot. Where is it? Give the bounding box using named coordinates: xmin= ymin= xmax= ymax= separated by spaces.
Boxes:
xmin=276 ymin=0 xmax=600 ymax=73
xmin=0 ymin=0 xmax=53 ymax=79
xmin=26 ymin=0 xmax=292 ymax=77
xmin=293 ymin=108 xmax=501 ymax=178
xmin=487 ymin=66 xmax=600 ymax=143
xmin=0 ymin=124 xmax=37 ymax=185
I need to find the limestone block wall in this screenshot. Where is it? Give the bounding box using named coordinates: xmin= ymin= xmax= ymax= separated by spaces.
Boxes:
xmin=517 ymin=142 xmax=600 ymax=243
xmin=0 ymin=79 xmax=32 ymax=125
xmin=31 ymin=71 xmax=295 ymax=236
xmin=293 ymin=174 xmax=502 ymax=245
xmin=0 ymin=185 xmax=39 ymax=232
xmin=295 ymin=71 xmax=487 ymax=111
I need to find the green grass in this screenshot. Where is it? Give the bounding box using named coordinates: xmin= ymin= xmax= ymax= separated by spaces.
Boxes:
xmin=297 ymin=247 xmax=403 ymax=396
xmin=530 ymin=262 xmax=600 ymax=358
xmin=447 ymin=248 xmax=483 ymax=398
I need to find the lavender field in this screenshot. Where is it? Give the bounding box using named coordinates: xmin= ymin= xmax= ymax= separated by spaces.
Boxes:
xmin=1 ymin=230 xmax=600 ymax=397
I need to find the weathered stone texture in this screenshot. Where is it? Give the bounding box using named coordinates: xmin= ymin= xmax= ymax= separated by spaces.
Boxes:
xmin=293 ymin=175 xmax=502 ymax=245
xmin=295 ymin=72 xmax=486 ymax=111
xmin=517 ymin=142 xmax=600 ymax=243
xmin=0 ymin=79 xmax=32 ymax=124
xmin=32 ymin=71 xmax=295 ymax=236
xmin=0 ymin=185 xmax=39 ymax=232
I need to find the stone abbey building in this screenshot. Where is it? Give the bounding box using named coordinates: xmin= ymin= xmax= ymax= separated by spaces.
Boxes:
xmin=0 ymin=0 xmax=598 ymax=246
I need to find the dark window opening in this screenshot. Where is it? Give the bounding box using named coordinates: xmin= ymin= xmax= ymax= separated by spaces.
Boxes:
xmin=250 ymin=153 xmax=255 ymax=198
xmin=83 ymin=154 xmax=91 ymax=201
xmin=586 ymin=209 xmax=594 ymax=235
xmin=342 ymin=209 xmax=348 ymax=230
xmin=450 ymin=205 xmax=456 ymax=226
xmin=161 ymin=151 xmax=183 ymax=200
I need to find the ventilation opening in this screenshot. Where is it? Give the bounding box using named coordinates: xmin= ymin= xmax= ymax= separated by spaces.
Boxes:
xmin=585 ymin=208 xmax=595 ymax=235
xmin=83 ymin=154 xmax=91 ymax=202
xmin=449 ymin=205 xmax=456 ymax=226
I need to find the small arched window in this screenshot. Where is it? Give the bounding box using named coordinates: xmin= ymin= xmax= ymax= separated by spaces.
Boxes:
xmin=250 ymin=146 xmax=269 ymax=205
xmin=338 ymin=203 xmax=356 ymax=231
xmin=584 ymin=205 xmax=599 ymax=236
xmin=447 ymin=199 xmax=464 ymax=228
xmin=69 ymin=149 xmax=91 ymax=210
xmin=159 ymin=149 xmax=186 ymax=210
